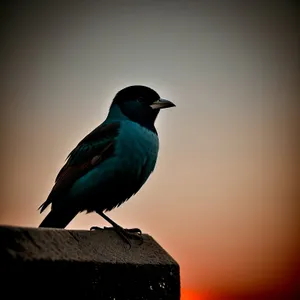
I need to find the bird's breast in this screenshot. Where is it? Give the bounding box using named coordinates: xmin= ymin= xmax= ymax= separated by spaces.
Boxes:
xmin=116 ymin=121 xmax=159 ymax=168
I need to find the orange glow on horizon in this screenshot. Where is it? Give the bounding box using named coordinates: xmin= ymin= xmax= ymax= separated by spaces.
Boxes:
xmin=181 ymin=288 xmax=204 ymax=300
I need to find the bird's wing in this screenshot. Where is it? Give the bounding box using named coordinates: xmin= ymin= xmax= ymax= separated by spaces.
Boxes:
xmin=39 ymin=122 xmax=120 ymax=212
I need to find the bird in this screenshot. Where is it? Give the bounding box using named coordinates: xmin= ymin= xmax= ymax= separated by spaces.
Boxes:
xmin=38 ymin=85 xmax=175 ymax=245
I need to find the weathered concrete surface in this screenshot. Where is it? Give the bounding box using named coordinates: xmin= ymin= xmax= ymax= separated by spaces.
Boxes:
xmin=0 ymin=225 xmax=180 ymax=299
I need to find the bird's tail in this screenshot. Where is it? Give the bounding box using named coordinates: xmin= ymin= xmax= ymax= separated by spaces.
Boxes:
xmin=39 ymin=209 xmax=77 ymax=229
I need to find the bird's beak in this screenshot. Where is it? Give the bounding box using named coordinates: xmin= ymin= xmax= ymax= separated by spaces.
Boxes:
xmin=150 ymin=98 xmax=176 ymax=110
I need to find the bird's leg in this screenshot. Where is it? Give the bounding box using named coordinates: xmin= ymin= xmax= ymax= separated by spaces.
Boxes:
xmin=90 ymin=211 xmax=143 ymax=246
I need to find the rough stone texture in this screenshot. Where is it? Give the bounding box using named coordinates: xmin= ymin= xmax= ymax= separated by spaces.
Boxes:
xmin=0 ymin=225 xmax=180 ymax=299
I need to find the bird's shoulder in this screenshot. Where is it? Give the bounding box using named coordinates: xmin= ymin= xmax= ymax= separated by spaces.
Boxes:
xmin=61 ymin=122 xmax=118 ymax=165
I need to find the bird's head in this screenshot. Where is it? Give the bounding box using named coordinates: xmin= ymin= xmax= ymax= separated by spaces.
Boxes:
xmin=110 ymin=85 xmax=175 ymax=131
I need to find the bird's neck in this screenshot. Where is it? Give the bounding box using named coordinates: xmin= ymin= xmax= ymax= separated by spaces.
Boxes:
xmin=107 ymin=104 xmax=158 ymax=134
xmin=106 ymin=104 xmax=129 ymax=121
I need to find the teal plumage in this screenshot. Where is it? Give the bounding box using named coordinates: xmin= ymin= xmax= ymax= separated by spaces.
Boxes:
xmin=38 ymin=85 xmax=175 ymax=244
xmin=68 ymin=120 xmax=159 ymax=211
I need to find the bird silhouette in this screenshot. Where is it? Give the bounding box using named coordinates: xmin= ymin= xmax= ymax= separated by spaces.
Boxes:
xmin=38 ymin=85 xmax=175 ymax=246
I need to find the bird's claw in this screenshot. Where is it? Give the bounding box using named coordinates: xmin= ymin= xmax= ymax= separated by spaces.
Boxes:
xmin=90 ymin=226 xmax=103 ymax=231
xmin=116 ymin=226 xmax=143 ymax=248
xmin=90 ymin=225 xmax=143 ymax=247
xmin=124 ymin=227 xmax=142 ymax=235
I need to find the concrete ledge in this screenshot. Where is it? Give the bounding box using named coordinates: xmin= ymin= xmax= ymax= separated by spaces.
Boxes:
xmin=0 ymin=225 xmax=180 ymax=299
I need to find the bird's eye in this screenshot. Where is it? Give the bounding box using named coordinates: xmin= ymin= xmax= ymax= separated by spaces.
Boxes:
xmin=137 ymin=97 xmax=144 ymax=103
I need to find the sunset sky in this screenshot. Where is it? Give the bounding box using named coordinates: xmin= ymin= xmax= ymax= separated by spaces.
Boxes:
xmin=1 ymin=1 xmax=299 ymax=299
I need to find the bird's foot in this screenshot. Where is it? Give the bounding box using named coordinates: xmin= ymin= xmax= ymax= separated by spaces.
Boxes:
xmin=115 ymin=225 xmax=143 ymax=247
xmin=90 ymin=226 xmax=104 ymax=231
xmin=123 ymin=227 xmax=142 ymax=235
xmin=90 ymin=225 xmax=143 ymax=248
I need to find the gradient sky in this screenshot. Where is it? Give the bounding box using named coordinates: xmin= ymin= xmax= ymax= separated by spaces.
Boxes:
xmin=1 ymin=1 xmax=299 ymax=299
